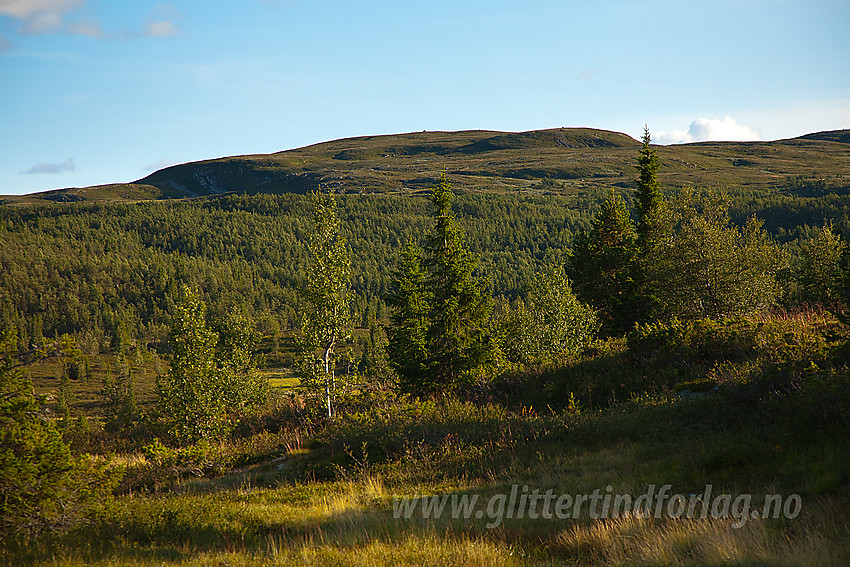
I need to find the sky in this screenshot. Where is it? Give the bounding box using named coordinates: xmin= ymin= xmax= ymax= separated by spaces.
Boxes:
xmin=1 ymin=0 xmax=849 ymax=196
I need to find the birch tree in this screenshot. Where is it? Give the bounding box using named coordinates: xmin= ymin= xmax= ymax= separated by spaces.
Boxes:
xmin=501 ymin=264 xmax=598 ymax=366
xmin=647 ymin=188 xmax=784 ymax=319
xmin=300 ymin=192 xmax=352 ymax=417
xmin=157 ymin=286 xmax=265 ymax=442
xmin=797 ymin=223 xmax=847 ymax=306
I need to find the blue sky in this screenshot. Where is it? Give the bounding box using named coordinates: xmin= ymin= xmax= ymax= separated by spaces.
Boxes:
xmin=1 ymin=0 xmax=848 ymax=196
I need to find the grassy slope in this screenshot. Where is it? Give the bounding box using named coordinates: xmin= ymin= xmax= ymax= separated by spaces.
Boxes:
xmin=4 ymin=128 xmax=849 ymax=204
xmin=9 ymin=311 xmax=850 ymax=566
xmin=11 ymin=393 xmax=850 ymax=566
xmin=0 ymin=183 xmax=175 ymax=205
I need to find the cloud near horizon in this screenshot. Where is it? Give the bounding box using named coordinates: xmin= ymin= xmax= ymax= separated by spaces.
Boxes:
xmin=656 ymin=116 xmax=761 ymax=145
xmin=143 ymin=157 xmax=179 ymax=172
xmin=0 ymin=0 xmax=180 ymax=39
xmin=21 ymin=158 xmax=76 ymax=174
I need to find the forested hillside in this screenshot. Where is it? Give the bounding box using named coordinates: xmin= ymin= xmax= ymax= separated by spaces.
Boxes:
xmin=2 ymin=182 xmax=849 ymax=354
xmin=2 ymin=130 xmax=850 ymax=566
xmin=0 ymin=192 xmax=596 ymax=352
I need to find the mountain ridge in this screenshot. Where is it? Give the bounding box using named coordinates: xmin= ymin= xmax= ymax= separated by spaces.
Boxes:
xmin=5 ymin=127 xmax=849 ymax=204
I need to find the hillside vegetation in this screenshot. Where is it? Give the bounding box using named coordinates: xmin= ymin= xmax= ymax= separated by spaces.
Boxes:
xmin=1 ymin=128 xmax=850 ymax=565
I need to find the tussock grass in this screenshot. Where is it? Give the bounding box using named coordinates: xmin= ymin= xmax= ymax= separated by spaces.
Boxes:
xmin=7 ymin=312 xmax=850 ymax=566
xmin=552 ymin=506 xmax=850 ymax=566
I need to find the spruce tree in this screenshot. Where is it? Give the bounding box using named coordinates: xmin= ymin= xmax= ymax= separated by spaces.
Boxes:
xmin=119 ymin=366 xmax=137 ymax=426
xmin=422 ymin=174 xmax=494 ymax=391
xmin=0 ymin=328 xmax=72 ymax=537
xmin=358 ymin=319 xmax=396 ymax=386
xmin=387 ymin=174 xmax=494 ymax=395
xmin=568 ymin=190 xmax=638 ymax=335
xmin=635 ymin=126 xmax=663 ymax=252
xmin=57 ymin=370 xmax=73 ymax=423
xmin=385 ymin=240 xmax=431 ymax=392
xmin=630 ymin=126 xmax=667 ymax=324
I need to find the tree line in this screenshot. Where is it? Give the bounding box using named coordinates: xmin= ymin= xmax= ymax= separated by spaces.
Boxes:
xmin=1 ymin=181 xmax=846 ymax=360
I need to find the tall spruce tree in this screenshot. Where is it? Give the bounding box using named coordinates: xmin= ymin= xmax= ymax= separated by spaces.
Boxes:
xmin=568 ymin=190 xmax=638 ymax=335
xmin=385 ymin=240 xmax=431 ymax=393
xmin=635 ymin=126 xmax=663 ymax=252
xmin=423 ymin=174 xmax=494 ymax=391
xmin=629 ymin=126 xmax=667 ymax=324
xmin=387 ymin=174 xmax=494 ymax=395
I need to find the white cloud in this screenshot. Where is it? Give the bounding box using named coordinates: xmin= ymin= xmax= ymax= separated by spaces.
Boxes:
xmin=0 ymin=0 xmax=80 ymax=19
xmin=144 ymin=19 xmax=178 ymax=37
xmin=656 ymin=116 xmax=762 ymax=145
xmin=21 ymin=158 xmax=76 ymax=174
xmin=143 ymin=3 xmax=180 ymax=37
xmin=143 ymin=158 xmax=179 ymax=172
xmin=0 ymin=0 xmax=180 ymax=38
xmin=0 ymin=0 xmax=82 ymax=34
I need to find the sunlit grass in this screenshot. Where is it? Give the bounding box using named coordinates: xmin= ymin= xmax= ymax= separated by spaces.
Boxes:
xmin=266 ymin=375 xmax=300 ymax=390
xmin=17 ymin=476 xmax=850 ymax=566
xmin=38 ymin=533 xmax=529 ymax=566
xmin=552 ymin=506 xmax=850 ymax=566
xmin=11 ymin=310 xmax=850 ymax=566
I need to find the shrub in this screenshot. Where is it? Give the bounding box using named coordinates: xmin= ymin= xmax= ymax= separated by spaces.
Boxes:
xmin=1 ymin=328 xmax=122 ymax=539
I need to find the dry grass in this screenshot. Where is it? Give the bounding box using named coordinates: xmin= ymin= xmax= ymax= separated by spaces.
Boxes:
xmin=39 ymin=533 xmax=527 ymax=566
xmin=552 ymin=510 xmax=849 ymax=566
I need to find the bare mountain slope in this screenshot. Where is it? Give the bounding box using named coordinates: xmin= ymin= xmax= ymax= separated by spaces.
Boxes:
xmin=6 ymin=128 xmax=849 ymax=204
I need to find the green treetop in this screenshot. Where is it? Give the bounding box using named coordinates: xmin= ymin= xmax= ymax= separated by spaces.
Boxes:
xmin=635 ymin=126 xmax=663 ymax=251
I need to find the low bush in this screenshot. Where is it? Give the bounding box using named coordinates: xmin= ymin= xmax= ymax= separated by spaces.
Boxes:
xmin=491 ymin=311 xmax=848 ymax=413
